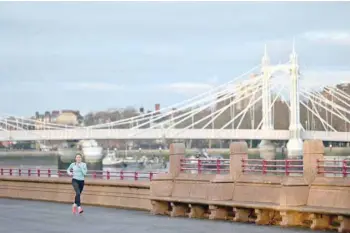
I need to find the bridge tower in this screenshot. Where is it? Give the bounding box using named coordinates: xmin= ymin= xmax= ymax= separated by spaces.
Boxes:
xmin=286 ymin=43 xmax=303 ymax=157
xmin=258 ymin=45 xmax=276 ymax=160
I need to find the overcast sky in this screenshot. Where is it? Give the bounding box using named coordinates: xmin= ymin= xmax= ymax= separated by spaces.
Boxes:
xmin=1 ymin=1 xmax=349 ymax=116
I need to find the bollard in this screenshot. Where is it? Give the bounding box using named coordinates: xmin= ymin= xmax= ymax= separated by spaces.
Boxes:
xmin=149 ymin=172 xmax=153 ymax=181
xmin=37 ymin=169 xmax=40 ymax=177
xmin=120 ymin=171 xmax=124 ymax=180
xmin=106 ymin=171 xmax=110 ymax=180
xmin=93 ymin=172 xmax=97 ymax=179
xmin=28 ymin=169 xmax=31 ymax=176
xmin=9 ymin=168 xmax=12 ymax=176
xmin=134 ymin=172 xmax=138 ymax=181
xmin=48 ymin=169 xmax=51 ymax=177
xmin=0 ymin=168 xmax=3 ymax=176
xmin=58 ymin=170 xmax=61 ymax=177
xmin=18 ymin=169 xmax=21 ymax=176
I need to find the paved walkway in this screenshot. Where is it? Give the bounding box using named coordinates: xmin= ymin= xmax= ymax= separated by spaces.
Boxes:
xmin=0 ymin=198 xmax=333 ymax=233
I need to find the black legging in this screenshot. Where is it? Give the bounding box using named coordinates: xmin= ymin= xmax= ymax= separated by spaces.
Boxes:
xmin=72 ymin=179 xmax=85 ymax=206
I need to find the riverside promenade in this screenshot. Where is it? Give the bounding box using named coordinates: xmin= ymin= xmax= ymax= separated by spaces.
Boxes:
xmin=1 ymin=140 xmax=350 ymax=232
xmin=0 ymin=198 xmax=332 ymax=233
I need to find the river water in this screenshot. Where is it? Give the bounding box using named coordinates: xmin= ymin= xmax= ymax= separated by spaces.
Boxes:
xmin=0 ymin=151 xmax=168 ymax=181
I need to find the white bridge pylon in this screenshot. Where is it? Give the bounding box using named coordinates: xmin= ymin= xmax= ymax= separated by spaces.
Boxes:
xmin=0 ymin=46 xmax=349 ymax=145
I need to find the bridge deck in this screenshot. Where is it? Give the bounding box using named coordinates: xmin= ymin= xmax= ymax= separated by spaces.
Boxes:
xmin=0 ymin=198 xmax=333 ymax=233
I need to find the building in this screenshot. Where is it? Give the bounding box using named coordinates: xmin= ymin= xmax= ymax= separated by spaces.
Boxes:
xmin=34 ymin=110 xmax=83 ymax=129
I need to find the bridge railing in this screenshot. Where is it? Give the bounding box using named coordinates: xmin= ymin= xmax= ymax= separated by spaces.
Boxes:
xmin=317 ymin=159 xmax=350 ymax=177
xmin=0 ymin=168 xmax=161 ymax=181
xmin=180 ymin=158 xmax=230 ymax=174
xmin=241 ymin=158 xmax=304 ymax=176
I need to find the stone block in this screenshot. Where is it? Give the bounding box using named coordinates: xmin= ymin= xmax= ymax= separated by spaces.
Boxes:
xmin=233 ymin=208 xmax=251 ymax=222
xmin=170 ymin=202 xmax=188 ymax=217
xmin=150 ymin=200 xmax=168 ymax=215
xmin=280 ymin=211 xmax=309 ymax=227
xmin=309 ymin=213 xmax=331 ymax=230
xmin=188 ymin=204 xmax=206 ymax=219
xmin=209 ymin=205 xmax=229 ymax=220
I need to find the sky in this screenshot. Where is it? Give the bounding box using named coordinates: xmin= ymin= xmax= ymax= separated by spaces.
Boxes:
xmin=0 ymin=1 xmax=350 ymax=117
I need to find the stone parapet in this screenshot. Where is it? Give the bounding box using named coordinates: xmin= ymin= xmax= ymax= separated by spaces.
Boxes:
xmin=150 ymin=141 xmax=350 ymax=232
xmin=0 ymin=176 xmax=151 ymax=211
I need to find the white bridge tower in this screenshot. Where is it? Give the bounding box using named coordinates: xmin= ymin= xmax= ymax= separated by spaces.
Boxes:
xmin=286 ymin=44 xmax=304 ymax=157
xmin=258 ymin=45 xmax=276 ymax=160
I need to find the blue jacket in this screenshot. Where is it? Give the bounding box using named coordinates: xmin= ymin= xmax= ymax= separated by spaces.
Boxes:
xmin=67 ymin=162 xmax=88 ymax=181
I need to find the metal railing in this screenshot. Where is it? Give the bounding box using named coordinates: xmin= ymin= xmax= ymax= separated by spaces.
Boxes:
xmin=242 ymin=159 xmax=304 ymax=176
xmin=317 ymin=159 xmax=350 ymax=177
xmin=0 ymin=167 xmax=161 ymax=181
xmin=180 ymin=158 xmax=230 ymax=174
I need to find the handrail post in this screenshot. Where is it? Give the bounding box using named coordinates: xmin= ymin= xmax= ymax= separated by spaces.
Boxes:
xmin=216 ymin=159 xmax=220 ymax=174
xmin=120 ymin=171 xmax=124 ymax=180
xmin=180 ymin=159 xmax=184 ymax=172
xmin=262 ymin=160 xmax=267 ymax=174
xmin=285 ymin=159 xmax=290 ymax=176
xmin=197 ymin=159 xmax=201 ymax=174
xmin=241 ymin=158 xmax=245 ymax=173
xmin=316 ymin=159 xmax=320 ymax=174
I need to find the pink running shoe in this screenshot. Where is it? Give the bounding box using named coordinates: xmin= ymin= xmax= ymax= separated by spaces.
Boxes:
xmin=72 ymin=204 xmax=77 ymax=214
xmin=78 ymin=206 xmax=84 ymax=214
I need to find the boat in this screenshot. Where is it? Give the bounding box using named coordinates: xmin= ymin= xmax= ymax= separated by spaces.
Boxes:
xmin=122 ymin=155 xmax=139 ymax=167
xmin=78 ymin=140 xmax=103 ymax=163
xmin=137 ymin=155 xmax=167 ymax=169
xmin=57 ymin=142 xmax=78 ymax=163
xmin=102 ymin=149 xmax=126 ymax=167
xmin=187 ymin=150 xmax=229 ymax=171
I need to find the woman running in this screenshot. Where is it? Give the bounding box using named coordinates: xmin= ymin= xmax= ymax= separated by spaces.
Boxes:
xmin=67 ymin=153 xmax=87 ymax=214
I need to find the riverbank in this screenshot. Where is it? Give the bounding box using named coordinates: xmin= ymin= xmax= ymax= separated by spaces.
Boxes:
xmin=0 ymin=147 xmax=349 ymax=160
xmin=0 ymin=150 xmax=58 ymax=157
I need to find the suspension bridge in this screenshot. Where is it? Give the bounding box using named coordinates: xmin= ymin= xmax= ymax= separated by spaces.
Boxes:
xmin=0 ymin=46 xmax=349 ymax=156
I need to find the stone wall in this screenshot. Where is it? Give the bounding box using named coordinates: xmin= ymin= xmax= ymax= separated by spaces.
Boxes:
xmin=0 ymin=176 xmax=151 ymax=211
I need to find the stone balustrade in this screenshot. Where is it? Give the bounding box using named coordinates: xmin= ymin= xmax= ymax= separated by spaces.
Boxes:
xmin=150 ymin=140 xmax=350 ymax=232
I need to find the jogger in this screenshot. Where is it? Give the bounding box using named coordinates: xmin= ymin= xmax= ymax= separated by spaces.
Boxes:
xmin=67 ymin=154 xmax=88 ymax=214
xmin=72 ymin=178 xmax=84 ymax=207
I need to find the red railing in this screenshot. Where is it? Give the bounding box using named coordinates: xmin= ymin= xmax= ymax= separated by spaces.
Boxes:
xmin=0 ymin=168 xmax=161 ymax=181
xmin=317 ymin=159 xmax=350 ymax=177
xmin=242 ymin=159 xmax=303 ymax=175
xmin=180 ymin=158 xmax=230 ymax=174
